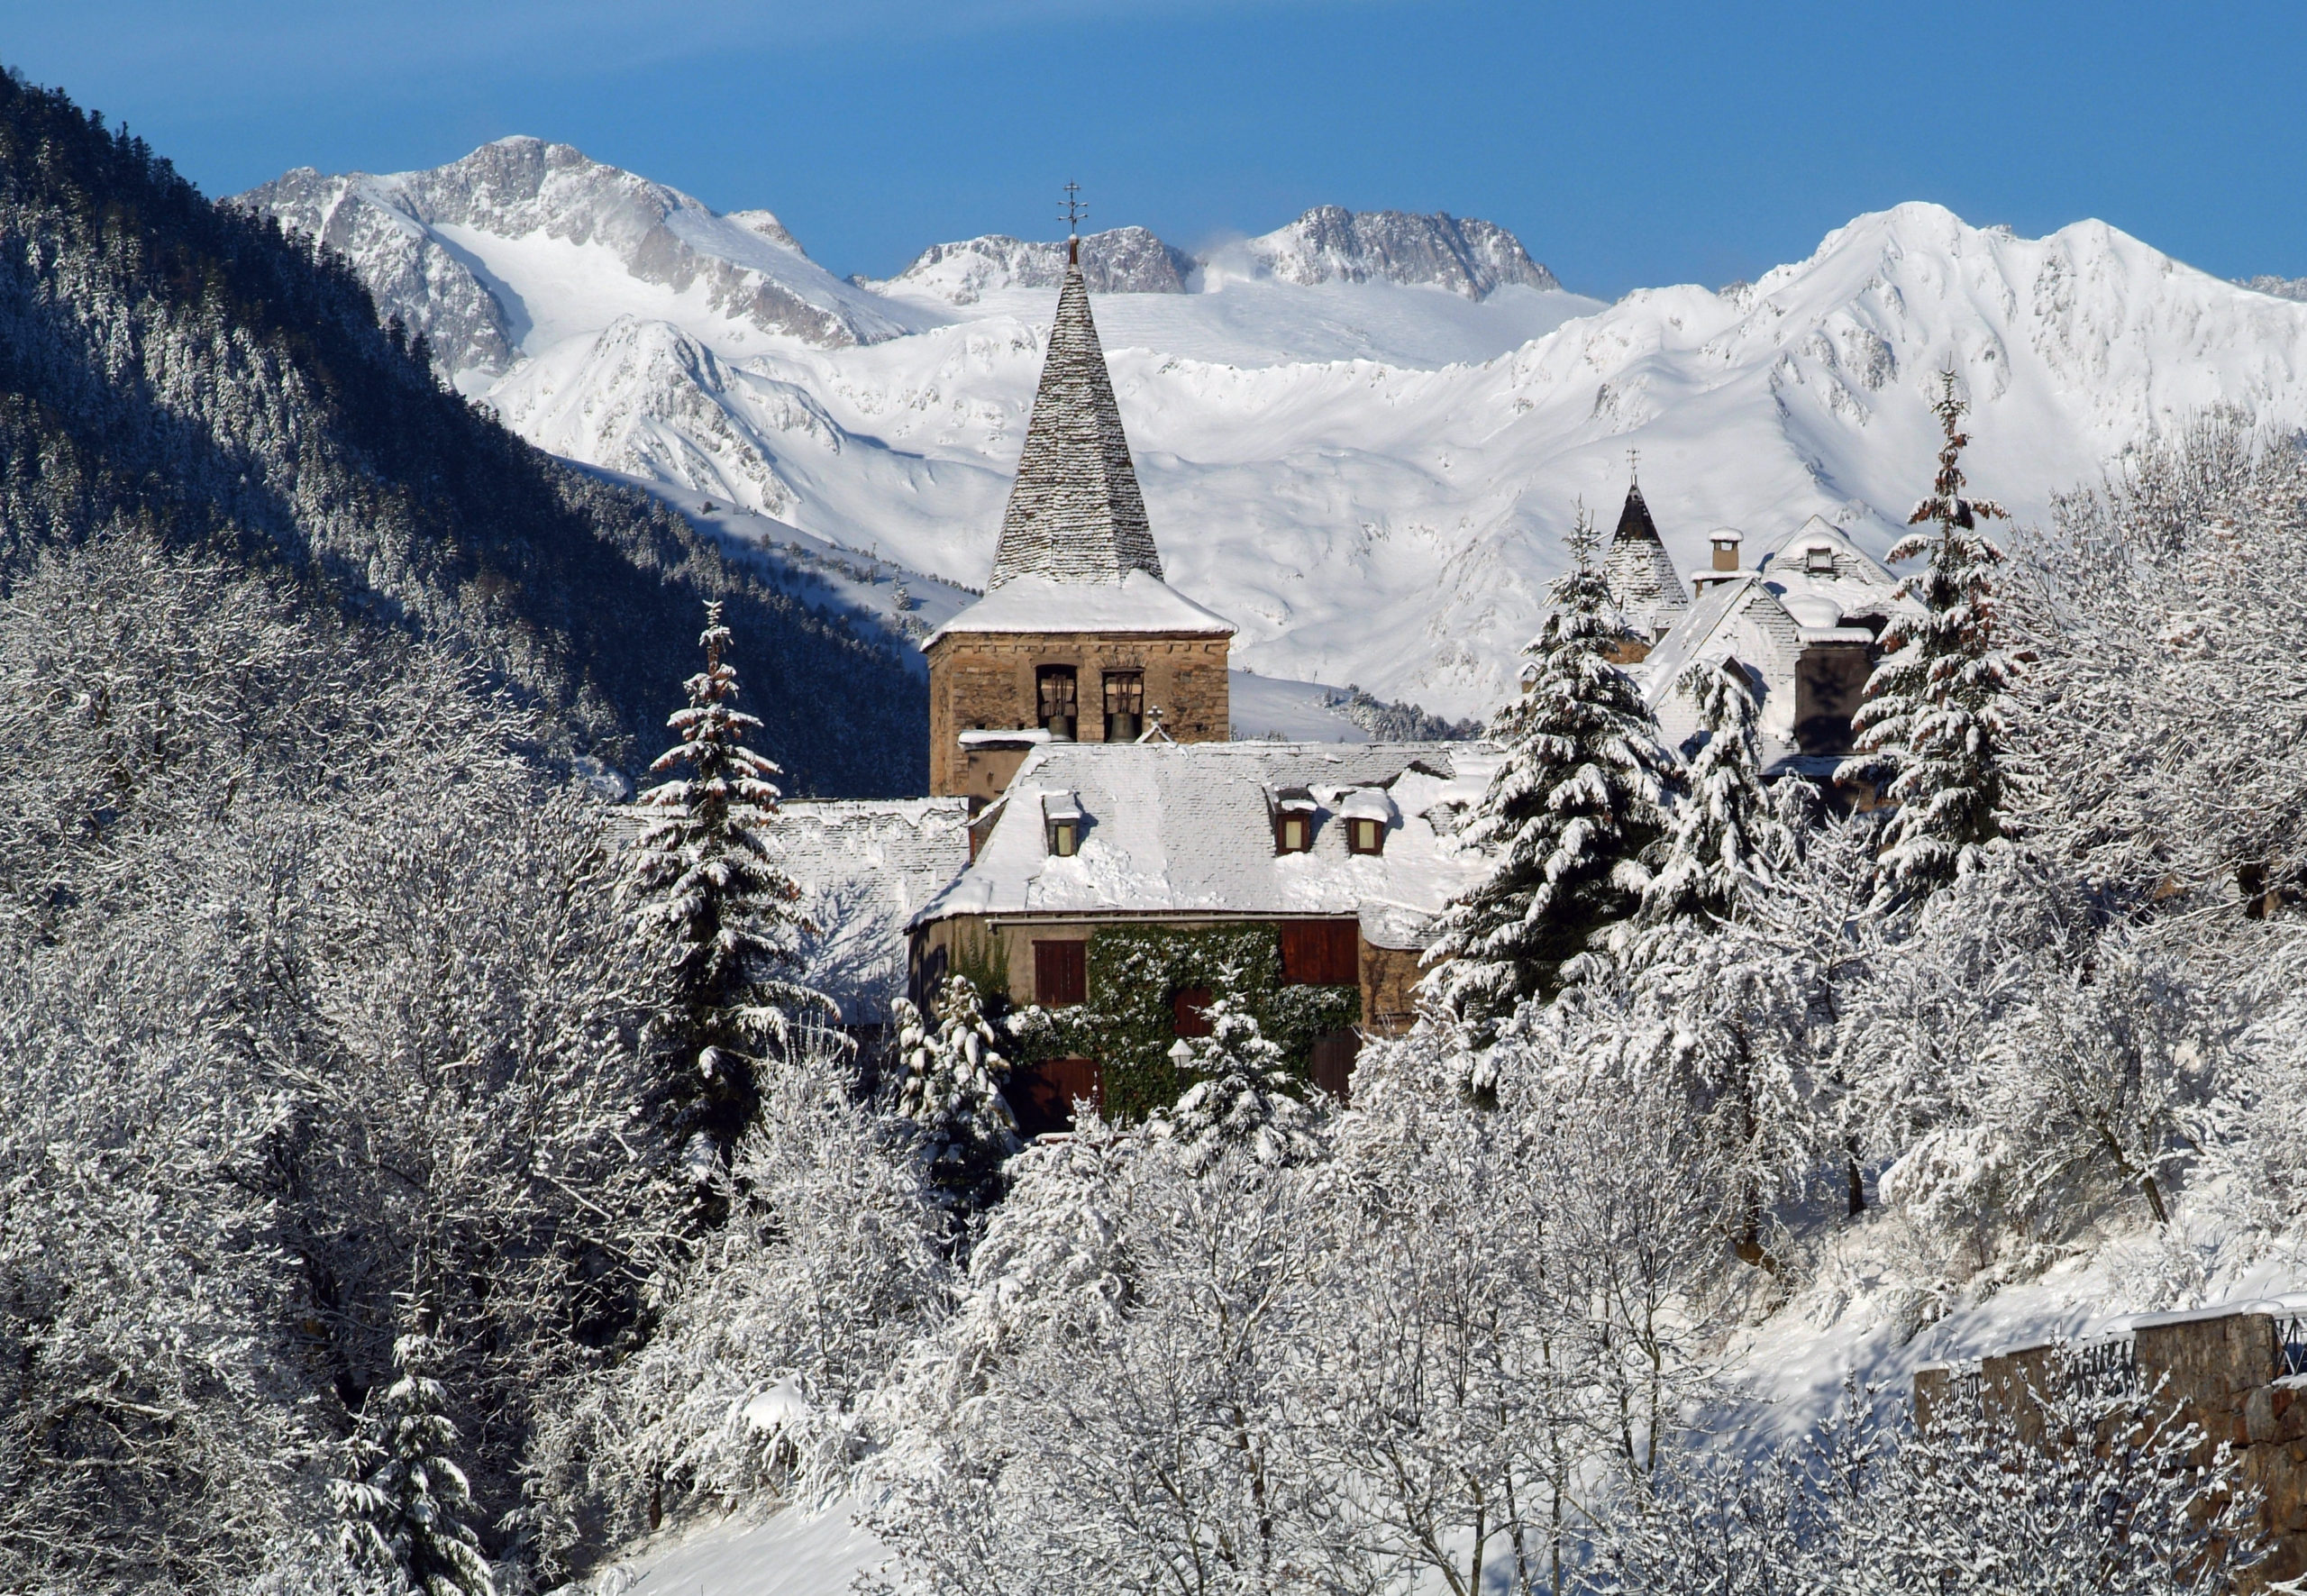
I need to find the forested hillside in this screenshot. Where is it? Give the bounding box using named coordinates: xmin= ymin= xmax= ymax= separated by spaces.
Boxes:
xmin=0 ymin=70 xmax=922 ymax=797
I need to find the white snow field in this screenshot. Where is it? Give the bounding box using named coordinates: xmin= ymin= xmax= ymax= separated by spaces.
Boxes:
xmin=244 ymin=145 xmax=2307 ymax=720
xmin=574 ymin=1495 xmax=889 ymax=1596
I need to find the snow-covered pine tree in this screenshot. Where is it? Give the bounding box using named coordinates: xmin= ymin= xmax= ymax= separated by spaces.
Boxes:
xmin=1839 ymin=374 xmax=2021 ymax=898
xmin=626 ymin=602 xmax=824 ymax=1192
xmin=1642 ymin=655 xmax=1787 ymax=925
xmin=333 ymin=1333 xmax=497 ymax=1596
xmin=1161 ymin=991 xmax=1322 ymax=1171
xmin=892 ymin=975 xmax=1024 ymax=1212
xmin=1424 ymin=508 xmax=1670 ymax=1029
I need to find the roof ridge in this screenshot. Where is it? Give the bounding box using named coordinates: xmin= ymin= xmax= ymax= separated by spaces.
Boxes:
xmin=986 ymin=263 xmax=1164 ymax=589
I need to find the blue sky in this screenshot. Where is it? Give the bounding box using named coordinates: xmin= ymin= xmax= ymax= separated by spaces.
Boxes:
xmin=4 ymin=0 xmax=2300 ymax=296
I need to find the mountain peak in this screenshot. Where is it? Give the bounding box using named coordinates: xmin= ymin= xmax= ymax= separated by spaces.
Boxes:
xmin=1239 ymin=205 xmax=1560 ymax=297
xmin=237 ymin=141 xmax=904 ymax=379
xmin=872 ymin=226 xmax=1196 ymax=304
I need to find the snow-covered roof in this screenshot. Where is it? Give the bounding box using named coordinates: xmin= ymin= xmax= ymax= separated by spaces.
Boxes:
xmin=777 ymin=799 xmax=972 ymax=1025
xmin=1752 ymin=515 xmax=1907 ymax=625
xmin=1637 ymin=575 xmax=1809 ymax=758
xmin=1601 ymin=483 xmax=1691 ymax=639
xmin=986 ymin=260 xmax=1166 ymax=590
xmin=911 ymin=742 xmax=1498 ymax=950
xmin=926 ymin=569 xmax=1235 ymax=644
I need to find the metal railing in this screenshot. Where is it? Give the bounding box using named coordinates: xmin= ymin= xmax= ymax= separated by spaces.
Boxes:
xmin=2278 ymin=1313 xmax=2307 ymax=1380
xmin=2068 ymin=1333 xmax=2139 ymax=1400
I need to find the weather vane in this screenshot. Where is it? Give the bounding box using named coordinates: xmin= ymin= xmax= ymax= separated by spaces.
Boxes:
xmin=1628 ymin=445 xmax=1640 ymax=488
xmin=1060 ymin=181 xmax=1087 ymax=263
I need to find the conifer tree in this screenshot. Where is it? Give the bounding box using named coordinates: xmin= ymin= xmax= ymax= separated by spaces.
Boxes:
xmin=1424 ymin=509 xmax=1671 ymax=1029
xmin=1162 ymin=991 xmax=1321 ymax=1171
xmin=1163 ymin=996 xmax=1328 ymax=1172
xmin=1641 ymin=656 xmax=1787 ymax=925
xmin=333 ymin=1333 xmax=497 ymax=1596
xmin=891 ymin=975 xmax=1023 ymax=1212
xmin=1839 ymin=375 xmax=2020 ymax=898
xmin=627 ymin=602 xmax=823 ymax=1190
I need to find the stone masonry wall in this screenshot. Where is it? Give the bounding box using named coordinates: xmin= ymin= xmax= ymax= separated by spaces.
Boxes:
xmin=927 ymin=630 xmax=1231 ymax=797
xmin=1915 ymin=1310 xmax=2307 ymax=1590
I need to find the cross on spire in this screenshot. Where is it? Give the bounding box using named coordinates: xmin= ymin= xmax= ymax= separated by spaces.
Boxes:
xmin=1627 ymin=445 xmax=1640 ymax=488
xmin=1060 ymin=180 xmax=1087 ymax=264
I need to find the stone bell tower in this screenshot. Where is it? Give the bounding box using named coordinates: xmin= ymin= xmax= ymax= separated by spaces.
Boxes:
xmin=924 ymin=187 xmax=1235 ymax=803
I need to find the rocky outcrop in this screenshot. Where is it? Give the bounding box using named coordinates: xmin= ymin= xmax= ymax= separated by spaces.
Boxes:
xmin=1242 ymin=205 xmax=1561 ymax=297
xmin=872 ymin=226 xmax=1197 ymax=303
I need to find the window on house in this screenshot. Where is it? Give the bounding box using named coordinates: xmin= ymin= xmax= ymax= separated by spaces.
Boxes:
xmin=1272 ymin=786 xmax=1318 ymax=853
xmin=1804 ymin=545 xmax=1836 ymax=574
xmin=1036 ymin=666 xmax=1078 ymax=740
xmin=1280 ymin=919 xmax=1360 ymax=986
xmin=1012 ymin=1055 xmax=1103 ymax=1137
xmin=1034 ymin=940 xmax=1087 ymax=1007
xmin=1043 ymin=790 xmax=1084 ymax=858
xmin=1347 ymin=817 xmax=1384 ymax=855
xmin=1103 ymin=670 xmax=1144 ymax=743
xmin=1171 ymin=986 xmax=1213 ymax=1037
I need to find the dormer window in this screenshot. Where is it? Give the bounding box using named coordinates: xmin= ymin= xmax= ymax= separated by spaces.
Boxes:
xmin=1270 ymin=786 xmax=1318 ymax=854
xmin=1340 ymin=787 xmax=1397 ymax=856
xmin=1036 ymin=666 xmax=1078 ymax=741
xmin=1042 ymin=789 xmax=1084 ymax=858
xmin=1804 ymin=545 xmax=1835 ymax=575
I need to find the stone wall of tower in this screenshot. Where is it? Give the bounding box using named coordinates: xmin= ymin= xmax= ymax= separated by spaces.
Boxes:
xmin=927 ymin=630 xmax=1232 ymax=798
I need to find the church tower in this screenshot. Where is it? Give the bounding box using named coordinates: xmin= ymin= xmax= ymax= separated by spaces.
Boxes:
xmin=1600 ymin=466 xmax=1691 ymax=656
xmin=925 ymin=197 xmax=1235 ymax=802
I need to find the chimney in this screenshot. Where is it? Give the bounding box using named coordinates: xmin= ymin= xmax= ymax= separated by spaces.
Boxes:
xmin=1710 ymin=528 xmax=1744 ymax=573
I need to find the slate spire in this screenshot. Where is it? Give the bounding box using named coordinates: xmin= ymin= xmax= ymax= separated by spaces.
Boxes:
xmin=986 ymin=258 xmax=1165 ymax=589
xmin=1601 ymin=468 xmax=1690 ymax=639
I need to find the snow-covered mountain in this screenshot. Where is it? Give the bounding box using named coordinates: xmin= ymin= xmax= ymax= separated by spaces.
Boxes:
xmin=242 ymin=137 xmax=915 ymax=383
xmin=1229 ymin=204 xmax=1560 ymax=296
xmin=865 ymin=225 xmax=1198 ymax=302
xmin=865 ymin=206 xmax=1557 ymax=305
xmin=241 ymin=146 xmax=2307 ymax=718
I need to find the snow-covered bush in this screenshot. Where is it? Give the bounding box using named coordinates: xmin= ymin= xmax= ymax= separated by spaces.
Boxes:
xmin=605 ymin=1039 xmax=951 ymax=1527
xmin=1591 ymin=1368 xmax=2268 ymax=1594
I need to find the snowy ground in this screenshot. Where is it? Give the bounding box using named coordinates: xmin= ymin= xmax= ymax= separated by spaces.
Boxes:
xmin=572 ymin=1498 xmax=889 ymax=1596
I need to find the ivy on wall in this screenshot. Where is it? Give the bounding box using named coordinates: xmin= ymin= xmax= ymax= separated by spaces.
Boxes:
xmin=1007 ymin=922 xmax=1361 ymax=1123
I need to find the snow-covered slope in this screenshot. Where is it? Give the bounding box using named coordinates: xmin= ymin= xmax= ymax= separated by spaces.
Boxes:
xmin=242 ymin=148 xmax=2307 ymax=719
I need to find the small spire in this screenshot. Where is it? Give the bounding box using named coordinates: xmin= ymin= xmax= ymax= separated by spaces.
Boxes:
xmin=1060 ymin=180 xmax=1087 ymax=267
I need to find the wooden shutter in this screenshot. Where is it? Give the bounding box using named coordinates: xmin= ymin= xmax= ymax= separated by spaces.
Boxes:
xmin=1171 ymin=986 xmax=1214 ymax=1037
xmin=1279 ymin=919 xmax=1360 ymax=986
xmin=1309 ymin=1028 xmax=1363 ymax=1104
xmin=1034 ymin=939 xmax=1087 ymax=1008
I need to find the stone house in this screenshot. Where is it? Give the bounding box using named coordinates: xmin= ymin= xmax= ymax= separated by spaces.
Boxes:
xmin=1603 ymin=483 xmax=1914 ymax=776
xmin=907 ymin=739 xmax=1494 ymax=1131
